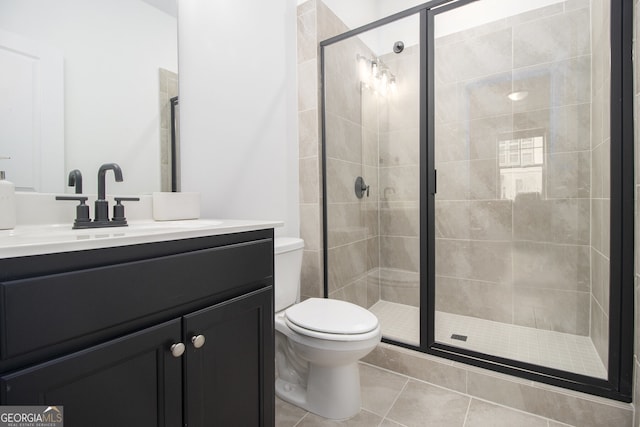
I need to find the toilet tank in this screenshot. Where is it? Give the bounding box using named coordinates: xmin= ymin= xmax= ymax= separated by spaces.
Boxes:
xmin=274 ymin=237 xmax=304 ymax=312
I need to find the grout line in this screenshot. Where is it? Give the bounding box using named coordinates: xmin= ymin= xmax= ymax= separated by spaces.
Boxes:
xmin=462 ymin=397 xmax=473 ymax=427
xmin=292 ymin=412 xmax=309 ymax=427
xmin=359 ymin=361 xmax=411 ymax=381
xmin=380 ymin=377 xmax=410 ymax=426
xmin=433 ymin=237 xmax=587 ymax=245
xmin=470 ymin=395 xmax=575 ymax=426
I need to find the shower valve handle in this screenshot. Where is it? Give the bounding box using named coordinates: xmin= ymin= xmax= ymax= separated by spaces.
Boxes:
xmin=355 ymin=176 xmax=369 ymax=199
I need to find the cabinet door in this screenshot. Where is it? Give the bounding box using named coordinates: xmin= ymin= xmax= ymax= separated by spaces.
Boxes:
xmin=184 ymin=287 xmax=274 ymax=427
xmin=1 ymin=319 xmax=182 ymax=427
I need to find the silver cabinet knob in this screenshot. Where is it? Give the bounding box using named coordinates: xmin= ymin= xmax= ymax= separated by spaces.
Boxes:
xmin=191 ymin=334 xmax=206 ymax=349
xmin=170 ymin=342 xmax=185 ymax=358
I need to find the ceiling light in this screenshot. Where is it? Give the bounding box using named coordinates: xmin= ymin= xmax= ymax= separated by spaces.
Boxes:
xmin=507 ymin=91 xmax=529 ymax=101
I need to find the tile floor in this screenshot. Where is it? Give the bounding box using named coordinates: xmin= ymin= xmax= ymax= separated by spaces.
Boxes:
xmin=369 ymin=300 xmax=607 ymax=379
xmin=275 ymin=362 xmax=575 ymax=426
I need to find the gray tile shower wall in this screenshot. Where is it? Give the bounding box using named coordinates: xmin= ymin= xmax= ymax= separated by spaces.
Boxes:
xmin=591 ymin=0 xmax=611 ymax=371
xmin=373 ymin=37 xmax=422 ymax=308
xmin=298 ymin=0 xmax=322 ymax=301
xmin=433 ymin=1 xmax=597 ymax=337
xmin=299 ymin=0 xmax=607 ymax=336
xmin=319 ymin=5 xmax=423 ymax=309
xmin=298 ymin=0 xmax=357 ymax=302
xmin=322 ymin=8 xmax=383 ymax=307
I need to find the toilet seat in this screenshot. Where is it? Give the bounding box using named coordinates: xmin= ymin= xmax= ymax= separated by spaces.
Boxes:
xmin=284 ymin=298 xmax=380 ymax=342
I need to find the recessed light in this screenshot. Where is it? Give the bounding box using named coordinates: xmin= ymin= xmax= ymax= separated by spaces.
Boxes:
xmin=507 ymin=91 xmax=529 ymax=101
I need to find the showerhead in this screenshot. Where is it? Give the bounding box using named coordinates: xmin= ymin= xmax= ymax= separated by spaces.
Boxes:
xmin=393 ymin=41 xmax=404 ymax=54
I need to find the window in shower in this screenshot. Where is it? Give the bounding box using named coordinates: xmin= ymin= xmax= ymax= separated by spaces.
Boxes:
xmin=498 ymin=131 xmax=545 ymax=200
xmin=321 ymin=0 xmax=633 ymax=402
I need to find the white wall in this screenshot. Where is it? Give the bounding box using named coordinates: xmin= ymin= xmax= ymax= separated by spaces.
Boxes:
xmin=178 ymin=0 xmax=300 ymax=237
xmin=0 ymin=0 xmax=177 ymax=195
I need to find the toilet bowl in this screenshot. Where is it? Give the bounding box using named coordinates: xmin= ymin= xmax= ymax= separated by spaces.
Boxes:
xmin=274 ymin=238 xmax=381 ymax=420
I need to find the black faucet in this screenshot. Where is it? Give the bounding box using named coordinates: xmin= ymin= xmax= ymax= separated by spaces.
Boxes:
xmin=68 ymin=169 xmax=83 ymax=194
xmin=94 ymin=163 xmax=123 ymax=223
xmin=56 ymin=163 xmax=138 ymax=229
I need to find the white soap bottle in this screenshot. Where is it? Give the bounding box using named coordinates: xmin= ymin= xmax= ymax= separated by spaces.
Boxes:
xmin=0 ymin=159 xmax=16 ymax=230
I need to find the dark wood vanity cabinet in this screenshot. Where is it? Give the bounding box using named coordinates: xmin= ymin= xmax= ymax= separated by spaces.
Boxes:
xmin=184 ymin=287 xmax=272 ymax=427
xmin=0 ymin=229 xmax=275 ymax=427
xmin=2 ymin=318 xmax=183 ymax=427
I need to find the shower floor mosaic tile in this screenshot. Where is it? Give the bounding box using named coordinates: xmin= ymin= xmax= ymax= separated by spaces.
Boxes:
xmin=369 ymin=300 xmax=607 ymax=379
xmin=370 ymin=300 xmax=421 ymax=345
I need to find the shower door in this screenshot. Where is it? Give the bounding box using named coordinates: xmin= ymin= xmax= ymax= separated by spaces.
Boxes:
xmin=430 ymin=0 xmax=613 ymax=381
xmin=322 ymin=13 xmax=422 ymax=346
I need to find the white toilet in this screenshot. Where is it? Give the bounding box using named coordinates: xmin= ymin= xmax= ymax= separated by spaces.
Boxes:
xmin=274 ymin=237 xmax=381 ymax=420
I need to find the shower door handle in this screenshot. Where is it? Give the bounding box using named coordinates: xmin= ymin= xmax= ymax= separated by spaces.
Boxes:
xmin=433 ymin=169 xmax=437 ymax=194
xmin=355 ymin=176 xmax=369 ymax=199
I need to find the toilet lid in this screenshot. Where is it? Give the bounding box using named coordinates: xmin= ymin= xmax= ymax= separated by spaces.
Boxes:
xmin=284 ymin=298 xmax=379 ymax=335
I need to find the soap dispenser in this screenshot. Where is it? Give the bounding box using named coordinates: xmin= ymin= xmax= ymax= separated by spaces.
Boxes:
xmin=0 ymin=157 xmax=16 ymax=230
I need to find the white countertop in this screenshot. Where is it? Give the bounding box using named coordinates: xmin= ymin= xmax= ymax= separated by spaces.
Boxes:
xmin=0 ymin=219 xmax=282 ymax=259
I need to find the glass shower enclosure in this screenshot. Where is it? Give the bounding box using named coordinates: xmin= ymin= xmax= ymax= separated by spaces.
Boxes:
xmin=323 ymin=13 xmax=421 ymax=346
xmin=321 ymin=0 xmax=633 ymax=402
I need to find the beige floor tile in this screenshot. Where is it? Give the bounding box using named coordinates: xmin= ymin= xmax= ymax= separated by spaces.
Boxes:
xmin=379 ymin=419 xmax=407 ymax=427
xmin=359 ymin=363 xmax=409 ymax=416
xmin=296 ymin=409 xmax=382 ymax=426
xmin=548 ymin=421 xmax=576 ymax=427
xmin=385 ymin=380 xmax=470 ymax=427
xmin=464 ymin=399 xmax=548 ymax=427
xmin=276 ymin=397 xmax=307 ymax=426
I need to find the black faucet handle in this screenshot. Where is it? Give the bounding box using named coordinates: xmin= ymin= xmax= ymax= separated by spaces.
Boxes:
xmin=56 ymin=195 xmax=88 ymax=203
xmin=112 ymin=197 xmax=140 ymax=223
xmin=55 ymin=195 xmax=91 ymax=227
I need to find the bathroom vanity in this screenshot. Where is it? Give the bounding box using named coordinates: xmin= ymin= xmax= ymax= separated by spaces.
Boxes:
xmin=0 ymin=220 xmax=278 ymax=426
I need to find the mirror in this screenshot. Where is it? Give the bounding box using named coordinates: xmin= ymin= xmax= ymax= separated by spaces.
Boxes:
xmin=0 ymin=0 xmax=178 ymax=195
